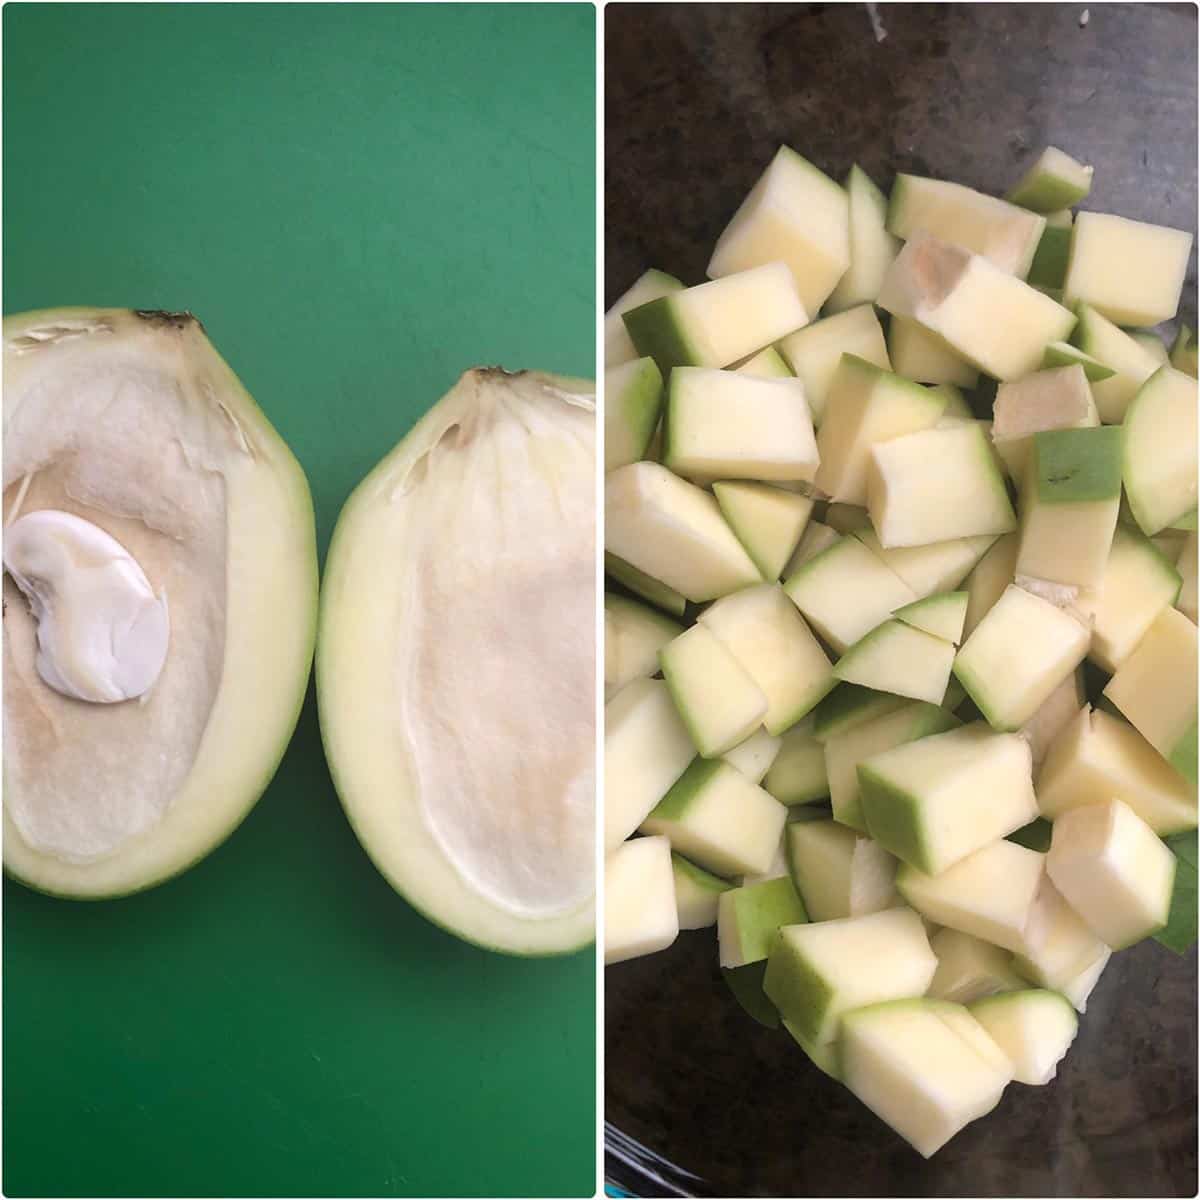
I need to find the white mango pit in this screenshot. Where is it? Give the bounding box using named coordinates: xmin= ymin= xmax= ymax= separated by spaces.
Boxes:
xmin=4 ymin=509 xmax=169 ymax=704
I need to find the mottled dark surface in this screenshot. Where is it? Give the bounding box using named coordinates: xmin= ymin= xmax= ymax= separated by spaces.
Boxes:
xmin=605 ymin=4 xmax=1198 ymax=1195
xmin=606 ymin=2 xmax=1197 ymax=334
xmin=608 ymin=932 xmax=1197 ymax=1196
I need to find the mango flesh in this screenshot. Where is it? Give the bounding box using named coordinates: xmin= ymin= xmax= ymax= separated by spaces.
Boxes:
xmin=5 ymin=308 xmax=318 ymax=900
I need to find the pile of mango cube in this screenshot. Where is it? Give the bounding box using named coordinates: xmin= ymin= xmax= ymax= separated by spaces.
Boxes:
xmin=603 ymin=145 xmax=1197 ymax=1158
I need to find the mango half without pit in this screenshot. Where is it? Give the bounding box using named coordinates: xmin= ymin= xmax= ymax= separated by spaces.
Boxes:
xmin=3 ymin=308 xmax=319 ymax=898
xmin=317 ymin=367 xmax=596 ymax=956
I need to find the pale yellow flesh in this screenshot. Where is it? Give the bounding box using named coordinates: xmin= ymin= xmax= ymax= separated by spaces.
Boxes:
xmin=1076 ymin=526 xmax=1181 ymax=672
xmin=666 ymin=368 xmax=818 ymax=482
xmin=1046 ymin=799 xmax=1175 ymax=948
xmin=963 ymin=533 xmax=1019 ymax=638
xmin=714 ymin=481 xmax=813 ymax=582
xmin=834 ymin=621 xmax=955 ymax=705
xmin=955 ymin=585 xmax=1090 ymax=731
xmin=890 ymin=174 xmax=1045 ymax=276
xmin=715 ymin=889 xmax=747 ymax=967
xmin=1020 ymin=668 xmax=1085 ymax=766
xmin=888 ymin=316 xmax=979 ymax=387
xmin=785 ymin=537 xmax=917 ymax=654
xmin=764 ymin=722 xmax=829 ymax=805
xmin=605 ymin=461 xmax=761 ymax=602
xmin=878 ymin=233 xmax=1076 ymax=381
xmin=708 ymin=146 xmax=850 ymax=313
xmin=1058 ymin=947 xmax=1111 ymax=1012
xmin=825 ymin=702 xmax=941 ymax=830
xmin=1007 ymin=150 xmax=1092 ymax=216
xmin=1037 ymin=706 xmax=1196 ymax=834
xmin=660 ymin=624 xmax=768 ymax=757
xmin=605 ymin=837 xmax=679 ymax=964
xmin=777 ymin=304 xmax=891 ymax=425
xmin=699 ymin=584 xmax=833 ymax=735
xmin=669 ymin=262 xmax=810 ymax=367
xmin=928 ymin=928 xmax=1026 ymax=1004
xmin=771 ymin=909 xmax=938 ymax=1043
xmin=319 ymin=369 xmax=594 ymax=954
xmin=721 ymin=726 xmax=782 ymax=784
xmin=846 ymin=837 xmax=901 ymax=914
xmin=1013 ymin=878 xmax=1110 ymax=1010
xmin=968 ymin=991 xmax=1078 ymax=1086
xmin=895 ymin=592 xmax=969 ymax=644
xmin=1131 ymin=331 xmax=1170 ymax=364
xmin=1103 ymin=606 xmax=1197 ymax=764
xmin=864 ymin=724 xmax=1038 ymax=874
xmin=787 ymin=819 xmax=897 ymax=922
xmin=4 ymin=309 xmax=317 ymax=897
xmin=734 ymin=346 xmax=793 ymax=378
xmin=936 ymin=1004 xmax=1014 ymax=1075
xmin=604 ymin=678 xmax=696 ymax=852
xmin=826 ymin=167 xmax=900 ymax=312
xmin=814 ymin=359 xmax=945 ymax=504
xmin=856 ymin=528 xmax=995 ymax=600
xmin=923 ymin=259 xmax=1077 ymax=379
xmin=898 ymin=840 xmax=1045 ymax=955
xmin=738 ymin=833 xmax=790 ymax=886
xmin=604 ymin=594 xmax=681 ymax=699
xmin=868 ymin=423 xmax=1015 ymax=549
xmin=1016 ymin=493 xmax=1119 ymax=591
xmin=604 ymin=356 xmax=661 ymax=472
xmin=1076 ymin=306 xmax=1162 ymax=423
xmin=1063 ymin=211 xmax=1193 ymax=327
xmin=641 ymin=763 xmax=787 ymax=879
xmin=1124 ymin=366 xmax=1198 ymax=536
xmin=840 ymin=1000 xmax=1012 ymax=1158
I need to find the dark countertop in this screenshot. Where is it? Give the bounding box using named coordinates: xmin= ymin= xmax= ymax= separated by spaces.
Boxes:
xmin=606 ymin=1 xmax=1197 ymax=331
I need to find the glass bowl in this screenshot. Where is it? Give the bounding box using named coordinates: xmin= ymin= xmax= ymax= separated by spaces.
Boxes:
xmin=605 ymin=4 xmax=1198 ymax=1194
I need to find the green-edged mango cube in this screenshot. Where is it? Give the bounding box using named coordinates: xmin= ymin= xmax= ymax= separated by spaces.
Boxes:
xmin=604 ymin=356 xmax=663 ymax=471
xmin=858 ymin=722 xmax=1038 ymax=874
xmin=1016 ymin=425 xmax=1122 ymax=590
xmin=1104 ymin=606 xmax=1197 ymax=785
xmin=839 ymin=998 xmax=1012 ymax=1158
xmin=763 ymin=907 xmax=937 ymax=1044
xmin=718 ymin=874 xmax=808 ymax=967
xmin=642 ymin=758 xmax=788 ymax=878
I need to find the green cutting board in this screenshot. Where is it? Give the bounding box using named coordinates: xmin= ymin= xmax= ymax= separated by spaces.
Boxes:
xmin=2 ymin=5 xmax=596 ymax=1197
